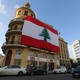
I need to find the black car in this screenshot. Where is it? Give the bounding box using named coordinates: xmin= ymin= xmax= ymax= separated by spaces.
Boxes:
xmin=72 ymin=66 xmax=80 ymax=78
xmin=26 ymin=67 xmax=47 ymax=75
xmin=67 ymin=67 xmax=72 ymax=73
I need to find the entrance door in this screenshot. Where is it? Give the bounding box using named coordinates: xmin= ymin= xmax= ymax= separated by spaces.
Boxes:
xmin=5 ymin=50 xmax=12 ymax=66
xmin=48 ymin=62 xmax=54 ymax=71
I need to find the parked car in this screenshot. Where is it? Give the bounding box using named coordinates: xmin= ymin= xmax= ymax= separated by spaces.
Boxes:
xmin=26 ymin=66 xmax=47 ymax=75
xmin=72 ymin=66 xmax=80 ymax=78
xmin=0 ymin=65 xmax=26 ymax=76
xmin=53 ymin=66 xmax=67 ymax=73
xmin=66 ymin=67 xmax=72 ymax=73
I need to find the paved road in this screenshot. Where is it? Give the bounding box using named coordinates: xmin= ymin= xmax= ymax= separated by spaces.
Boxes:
xmin=0 ymin=73 xmax=80 ymax=80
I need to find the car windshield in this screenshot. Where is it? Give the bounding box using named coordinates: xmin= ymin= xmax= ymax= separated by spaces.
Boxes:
xmin=2 ymin=65 xmax=21 ymax=69
xmin=74 ymin=66 xmax=80 ymax=71
xmin=56 ymin=67 xmax=60 ymax=69
xmin=3 ymin=66 xmax=8 ymax=69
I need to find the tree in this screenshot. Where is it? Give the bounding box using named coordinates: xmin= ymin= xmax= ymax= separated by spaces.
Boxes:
xmin=39 ymin=28 xmax=51 ymax=41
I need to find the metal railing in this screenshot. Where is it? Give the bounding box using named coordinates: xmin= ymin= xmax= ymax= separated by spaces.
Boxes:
xmin=7 ymin=28 xmax=22 ymax=32
xmin=10 ymin=18 xmax=24 ymax=22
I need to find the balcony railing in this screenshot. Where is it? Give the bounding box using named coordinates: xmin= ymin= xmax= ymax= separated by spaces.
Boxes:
xmin=7 ymin=28 xmax=22 ymax=32
xmin=10 ymin=18 xmax=24 ymax=22
xmin=9 ymin=18 xmax=24 ymax=27
xmin=6 ymin=28 xmax=22 ymax=36
xmin=2 ymin=41 xmax=27 ymax=47
xmin=3 ymin=41 xmax=20 ymax=45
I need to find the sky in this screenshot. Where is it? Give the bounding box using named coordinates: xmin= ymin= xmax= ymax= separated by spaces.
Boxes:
xmin=0 ymin=0 xmax=80 ymax=58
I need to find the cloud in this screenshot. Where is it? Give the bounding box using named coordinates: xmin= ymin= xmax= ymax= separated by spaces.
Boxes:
xmin=68 ymin=45 xmax=73 ymax=58
xmin=14 ymin=4 xmax=20 ymax=9
xmin=0 ymin=0 xmax=6 ymax=14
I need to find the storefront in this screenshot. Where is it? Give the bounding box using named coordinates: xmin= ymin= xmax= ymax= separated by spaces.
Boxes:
xmin=48 ymin=54 xmax=54 ymax=71
xmin=26 ymin=51 xmax=55 ymax=70
xmin=27 ymin=51 xmax=37 ymax=68
xmin=39 ymin=53 xmax=47 ymax=69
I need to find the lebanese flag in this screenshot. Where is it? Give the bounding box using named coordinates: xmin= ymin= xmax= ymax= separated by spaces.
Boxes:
xmin=20 ymin=16 xmax=60 ymax=53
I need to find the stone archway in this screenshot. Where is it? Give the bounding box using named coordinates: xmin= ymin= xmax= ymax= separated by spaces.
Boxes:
xmin=48 ymin=54 xmax=54 ymax=71
xmin=5 ymin=50 xmax=12 ymax=66
xmin=27 ymin=51 xmax=38 ymax=67
xmin=39 ymin=53 xmax=47 ymax=69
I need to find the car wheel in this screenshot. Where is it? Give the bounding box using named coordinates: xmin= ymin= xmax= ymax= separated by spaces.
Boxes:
xmin=18 ymin=71 xmax=23 ymax=76
xmin=59 ymin=71 xmax=61 ymax=73
xmin=31 ymin=72 xmax=34 ymax=76
xmin=72 ymin=75 xmax=76 ymax=78
xmin=64 ymin=71 xmax=66 ymax=73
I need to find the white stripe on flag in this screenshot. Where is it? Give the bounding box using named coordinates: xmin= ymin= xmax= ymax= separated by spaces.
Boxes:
xmin=22 ymin=20 xmax=59 ymax=47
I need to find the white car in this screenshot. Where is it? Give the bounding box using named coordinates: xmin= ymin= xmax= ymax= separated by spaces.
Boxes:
xmin=0 ymin=65 xmax=26 ymax=76
xmin=53 ymin=66 xmax=67 ymax=73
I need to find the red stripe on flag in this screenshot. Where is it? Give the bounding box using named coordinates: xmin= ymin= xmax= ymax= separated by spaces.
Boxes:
xmin=20 ymin=35 xmax=60 ymax=53
xmin=24 ymin=16 xmax=58 ymax=35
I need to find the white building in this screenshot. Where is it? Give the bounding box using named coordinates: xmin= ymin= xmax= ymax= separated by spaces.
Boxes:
xmin=72 ymin=40 xmax=80 ymax=63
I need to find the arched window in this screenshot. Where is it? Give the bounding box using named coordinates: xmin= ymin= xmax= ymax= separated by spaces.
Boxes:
xmin=14 ymin=50 xmax=22 ymax=65
xmin=5 ymin=50 xmax=12 ymax=66
xmin=11 ymin=36 xmax=15 ymax=44
xmin=48 ymin=54 xmax=54 ymax=59
xmin=31 ymin=14 xmax=33 ymax=17
xmin=18 ymin=36 xmax=21 ymax=44
xmin=28 ymin=52 xmax=37 ymax=57
xmin=27 ymin=51 xmax=37 ymax=67
xmin=18 ymin=11 xmax=21 ymax=15
xmin=39 ymin=53 xmax=47 ymax=58
xmin=14 ymin=26 xmax=17 ymax=30
xmin=21 ymin=26 xmax=23 ymax=30
xmin=24 ymin=11 xmax=28 ymax=15
xmin=39 ymin=53 xmax=47 ymax=69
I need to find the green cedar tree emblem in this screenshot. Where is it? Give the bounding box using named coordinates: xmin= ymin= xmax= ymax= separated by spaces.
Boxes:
xmin=39 ymin=28 xmax=51 ymax=41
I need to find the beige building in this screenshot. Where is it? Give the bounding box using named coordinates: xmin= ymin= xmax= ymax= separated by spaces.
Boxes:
xmin=59 ymin=37 xmax=71 ymax=67
xmin=2 ymin=3 xmax=70 ymax=70
xmin=0 ymin=54 xmax=4 ymax=67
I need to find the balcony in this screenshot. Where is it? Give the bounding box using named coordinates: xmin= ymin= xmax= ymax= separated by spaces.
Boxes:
xmin=2 ymin=41 xmax=27 ymax=49
xmin=9 ymin=18 xmax=24 ymax=27
xmin=10 ymin=18 xmax=24 ymax=22
xmin=6 ymin=28 xmax=22 ymax=36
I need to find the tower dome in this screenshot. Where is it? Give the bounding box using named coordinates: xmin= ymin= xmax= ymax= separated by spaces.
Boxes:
xmin=14 ymin=2 xmax=36 ymax=19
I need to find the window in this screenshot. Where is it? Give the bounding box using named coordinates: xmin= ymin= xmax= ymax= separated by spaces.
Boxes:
xmin=13 ymin=65 xmax=21 ymax=68
xmin=5 ymin=50 xmax=12 ymax=66
xmin=31 ymin=14 xmax=33 ymax=17
xmin=14 ymin=26 xmax=17 ymax=30
xmin=21 ymin=26 xmax=23 ymax=30
xmin=18 ymin=36 xmax=21 ymax=44
xmin=28 ymin=52 xmax=37 ymax=57
xmin=24 ymin=11 xmax=28 ymax=15
xmin=14 ymin=50 xmax=22 ymax=65
xmin=48 ymin=55 xmax=54 ymax=59
xmin=39 ymin=53 xmax=47 ymax=58
xmin=11 ymin=36 xmax=15 ymax=44
xmin=16 ymin=50 xmax=22 ymax=55
xmin=18 ymin=11 xmax=21 ymax=15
